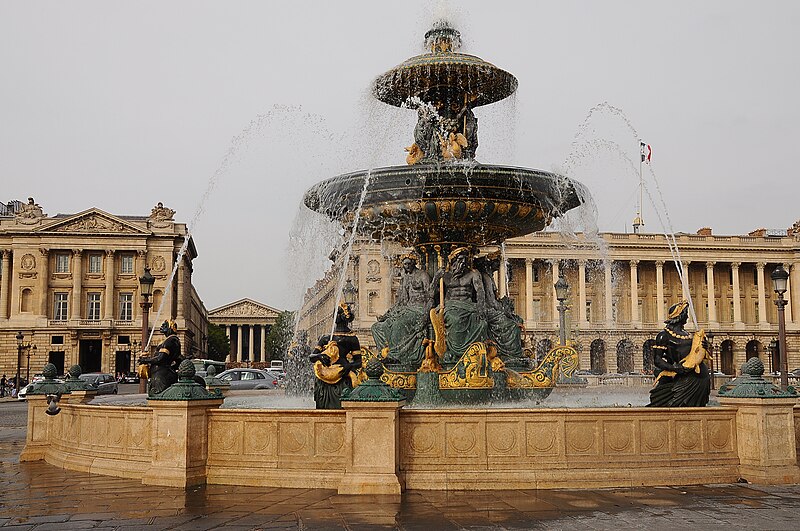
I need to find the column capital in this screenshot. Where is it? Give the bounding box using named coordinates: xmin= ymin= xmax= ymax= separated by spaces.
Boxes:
xmin=1 ymin=249 xmax=10 ymax=259
xmin=577 ymin=259 xmax=587 ymax=267
xmin=706 ymin=261 xmax=716 ymax=268
xmin=756 ymin=262 xmax=766 ymax=270
xmin=137 ymin=249 xmax=147 ymax=258
xmin=629 ymin=259 xmax=639 ymax=267
xmin=72 ymin=248 xmax=83 ymax=256
xmin=654 ymin=260 xmax=665 ymax=267
xmin=731 ymin=262 xmax=741 ymax=269
xmin=782 ymin=262 xmax=791 ymax=271
xmin=524 ymin=257 xmax=534 ymax=266
xmin=105 ymin=249 xmax=115 ymax=257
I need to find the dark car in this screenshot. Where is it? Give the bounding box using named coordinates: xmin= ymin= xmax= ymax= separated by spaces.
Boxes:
xmin=79 ymin=373 xmax=119 ymax=394
xmin=216 ymin=368 xmax=279 ymax=390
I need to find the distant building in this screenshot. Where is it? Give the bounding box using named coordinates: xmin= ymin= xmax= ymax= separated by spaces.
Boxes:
xmin=208 ymin=299 xmax=282 ymax=363
xmin=0 ymin=199 xmax=208 ymax=378
xmin=298 ymin=223 xmax=800 ymax=375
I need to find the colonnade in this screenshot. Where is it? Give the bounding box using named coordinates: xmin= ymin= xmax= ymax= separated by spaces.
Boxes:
xmin=517 ymin=258 xmax=796 ymax=328
xmin=221 ymin=324 xmax=272 ymax=363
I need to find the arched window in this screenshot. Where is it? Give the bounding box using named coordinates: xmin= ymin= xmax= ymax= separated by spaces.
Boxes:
xmin=720 ymin=340 xmax=735 ymax=375
xmin=590 ymin=339 xmax=606 ymax=375
xmin=745 ymin=340 xmax=761 ymax=360
xmin=642 ymin=339 xmax=655 ymax=374
xmin=21 ymin=288 xmax=32 ymax=313
xmin=616 ymin=339 xmax=635 ymax=373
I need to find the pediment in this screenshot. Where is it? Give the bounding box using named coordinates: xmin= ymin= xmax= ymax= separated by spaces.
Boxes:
xmin=36 ymin=209 xmax=149 ymax=235
xmin=209 ymin=299 xmax=282 ymax=319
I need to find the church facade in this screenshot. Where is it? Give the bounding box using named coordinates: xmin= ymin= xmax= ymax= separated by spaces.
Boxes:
xmin=208 ymin=299 xmax=282 ymax=363
xmin=298 ymin=223 xmax=800 ymax=376
xmin=0 ymin=199 xmax=208 ymax=379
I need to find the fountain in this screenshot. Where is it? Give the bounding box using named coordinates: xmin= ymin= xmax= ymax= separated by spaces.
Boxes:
xmin=303 ymin=21 xmax=583 ymax=404
xmin=20 ymin=15 xmax=800 ymax=495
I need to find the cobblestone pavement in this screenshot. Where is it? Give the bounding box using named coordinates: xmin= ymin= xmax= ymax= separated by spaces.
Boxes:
xmin=2 ymin=403 xmax=800 ymax=529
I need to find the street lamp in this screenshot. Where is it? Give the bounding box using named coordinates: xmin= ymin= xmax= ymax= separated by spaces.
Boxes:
xmin=138 ymin=266 xmax=155 ymax=393
xmin=554 ymin=270 xmax=569 ymax=347
xmin=771 ymin=264 xmax=789 ymax=389
xmin=15 ymin=332 xmax=36 ymax=388
xmin=342 ymin=278 xmax=358 ymax=310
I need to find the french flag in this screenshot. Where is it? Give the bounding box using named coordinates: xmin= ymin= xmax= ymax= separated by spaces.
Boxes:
xmin=640 ymin=141 xmax=651 ymax=163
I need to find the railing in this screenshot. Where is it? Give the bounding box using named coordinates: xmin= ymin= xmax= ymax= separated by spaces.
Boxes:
xmin=114 ymin=320 xmax=136 ymax=327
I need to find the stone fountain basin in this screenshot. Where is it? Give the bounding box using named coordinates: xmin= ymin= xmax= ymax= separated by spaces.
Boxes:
xmin=303 ymin=163 xmax=583 ymax=247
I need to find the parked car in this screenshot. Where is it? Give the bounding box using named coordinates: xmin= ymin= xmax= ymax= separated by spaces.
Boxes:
xmin=264 ymin=368 xmax=286 ymax=387
xmin=17 ymin=375 xmax=63 ymax=401
xmin=78 ymin=373 xmax=119 ymax=394
xmin=121 ymin=374 xmax=140 ymax=384
xmin=216 ymin=368 xmax=279 ymax=390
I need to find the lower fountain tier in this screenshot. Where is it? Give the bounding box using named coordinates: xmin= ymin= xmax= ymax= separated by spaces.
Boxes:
xmin=303 ymin=163 xmax=583 ymax=247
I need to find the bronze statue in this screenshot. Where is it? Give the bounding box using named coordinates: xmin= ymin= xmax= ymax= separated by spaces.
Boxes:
xmin=647 ymin=301 xmax=711 ymax=407
xmin=431 ymin=247 xmax=488 ymax=363
xmin=309 ymin=303 xmax=362 ymax=409
xmin=474 ymin=254 xmax=523 ymax=360
xmin=371 ymin=253 xmax=432 ymax=368
xmin=139 ymin=320 xmax=182 ymax=396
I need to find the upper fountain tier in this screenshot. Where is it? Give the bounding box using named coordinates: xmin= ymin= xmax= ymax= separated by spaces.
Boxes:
xmin=373 ymin=21 xmax=518 ymax=110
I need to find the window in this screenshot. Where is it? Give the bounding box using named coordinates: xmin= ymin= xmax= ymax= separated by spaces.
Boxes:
xmin=241 ymin=371 xmax=256 ymax=381
xmin=55 ymin=253 xmax=70 ymax=273
xmin=21 ymin=288 xmax=32 ymax=312
xmin=120 ymin=254 xmax=134 ymax=274
xmin=611 ymin=301 xmax=618 ymax=322
xmin=54 ymin=292 xmax=68 ymax=321
xmin=533 ymin=266 xmax=540 ymax=283
xmin=730 ymin=300 xmax=735 ymax=321
xmin=51 ymin=335 xmax=64 ymax=345
xmin=118 ymin=335 xmax=130 ymax=345
xmin=585 ymin=301 xmax=592 ymax=322
xmin=87 ymin=292 xmax=101 ymax=320
xmin=753 ymin=268 xmax=758 ymax=285
xmin=532 ymin=299 xmax=541 ymax=319
xmin=119 ymin=293 xmax=133 ymax=321
xmin=88 ymin=254 xmax=102 ymax=274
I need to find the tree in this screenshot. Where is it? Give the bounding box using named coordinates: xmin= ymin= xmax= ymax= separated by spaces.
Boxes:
xmin=206 ymin=323 xmax=230 ymax=362
xmin=265 ymin=310 xmax=296 ymax=362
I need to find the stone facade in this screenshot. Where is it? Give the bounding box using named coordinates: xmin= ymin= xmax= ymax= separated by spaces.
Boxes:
xmin=208 ymin=299 xmax=281 ymax=363
xmin=298 ymin=227 xmax=800 ymax=376
xmin=0 ymin=199 xmax=208 ymax=379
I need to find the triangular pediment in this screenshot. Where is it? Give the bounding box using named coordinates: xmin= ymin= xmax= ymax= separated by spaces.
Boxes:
xmin=36 ymin=208 xmax=149 ymax=235
xmin=209 ymin=298 xmax=283 ymax=319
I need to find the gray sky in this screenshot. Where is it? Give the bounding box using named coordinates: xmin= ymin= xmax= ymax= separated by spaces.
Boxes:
xmin=2 ymin=1 xmax=798 ymax=312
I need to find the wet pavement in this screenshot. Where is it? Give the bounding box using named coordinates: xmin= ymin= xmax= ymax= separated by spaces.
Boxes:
xmin=2 ymin=401 xmax=800 ymax=529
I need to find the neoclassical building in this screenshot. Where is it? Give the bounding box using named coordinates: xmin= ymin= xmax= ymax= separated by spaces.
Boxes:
xmin=298 ymin=223 xmax=800 ymax=376
xmin=0 ymin=199 xmax=208 ymax=378
xmin=208 ymin=299 xmax=281 ymax=363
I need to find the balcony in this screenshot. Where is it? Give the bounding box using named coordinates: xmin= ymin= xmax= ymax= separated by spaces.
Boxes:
xmin=114 ymin=320 xmax=137 ymax=327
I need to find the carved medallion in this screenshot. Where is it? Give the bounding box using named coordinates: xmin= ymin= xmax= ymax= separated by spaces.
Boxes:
xmin=151 ymin=256 xmax=166 ymax=272
xmin=20 ymin=253 xmax=36 ymax=271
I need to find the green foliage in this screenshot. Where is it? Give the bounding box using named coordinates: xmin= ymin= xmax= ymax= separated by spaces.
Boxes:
xmin=265 ymin=310 xmax=296 ymax=361
xmin=206 ymin=323 xmax=230 ymax=362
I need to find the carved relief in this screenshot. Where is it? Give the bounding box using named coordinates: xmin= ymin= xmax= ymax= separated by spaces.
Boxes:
xmin=408 ymin=424 xmax=438 ymax=454
xmin=151 ymin=256 xmax=167 ymax=273
xmin=446 ymin=423 xmax=478 ymax=455
xmin=707 ymin=419 xmax=732 ymax=451
xmin=278 ymin=423 xmax=310 ymax=455
xmin=565 ymin=421 xmax=598 ymax=455
xmin=603 ymin=421 xmax=634 ymax=454
xmin=51 ymin=214 xmax=133 ymax=233
xmin=525 ymin=421 xmax=559 ymax=455
xmin=20 ymin=254 xmax=36 ymax=271
xmin=640 ymin=421 xmax=669 ymax=453
xmin=315 ymin=423 xmax=345 ymax=455
xmin=676 ymin=420 xmax=702 ymax=452
xmin=366 ymin=259 xmax=381 ymax=282
xmin=149 ymin=202 xmax=176 ymax=224
xmin=212 ymin=301 xmax=279 ymax=318
xmin=486 ymin=422 xmax=518 ymax=455
xmin=210 ymin=421 xmax=241 ymax=454
xmin=243 ymin=421 xmax=273 ymax=454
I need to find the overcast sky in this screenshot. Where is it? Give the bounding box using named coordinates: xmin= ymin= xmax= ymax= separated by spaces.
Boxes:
xmin=2 ymin=1 xmax=798 ymax=312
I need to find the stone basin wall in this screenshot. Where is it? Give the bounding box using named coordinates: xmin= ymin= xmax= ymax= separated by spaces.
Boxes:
xmin=21 ymin=396 xmax=800 ymax=492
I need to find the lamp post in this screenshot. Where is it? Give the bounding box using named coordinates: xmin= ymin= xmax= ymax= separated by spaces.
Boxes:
xmin=554 ymin=271 xmax=569 ymax=347
xmin=343 ymin=278 xmax=358 ymax=310
xmin=771 ymin=264 xmax=789 ymax=390
xmin=15 ymin=332 xmax=36 ymax=388
xmin=138 ymin=266 xmax=155 ymax=393
xmin=129 ymin=339 xmax=141 ymax=377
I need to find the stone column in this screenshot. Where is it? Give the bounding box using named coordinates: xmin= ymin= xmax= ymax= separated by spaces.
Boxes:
xmin=0 ymin=250 xmax=11 ymax=319
xmin=236 ymin=325 xmax=243 ymax=362
xmin=261 ymin=325 xmax=267 ymax=361
xmin=71 ymin=249 xmax=82 ymax=320
xmin=731 ymin=262 xmax=743 ymax=328
xmin=525 ymin=258 xmax=534 ymax=327
xmin=551 ymin=259 xmax=560 ymax=326
xmin=176 ymin=260 xmax=186 ymax=321
xmin=706 ymin=261 xmax=717 ymax=324
xmin=225 ymin=325 xmax=233 ymax=362
xmin=104 ymin=250 xmax=115 ymax=320
xmin=39 ymin=248 xmax=49 ymax=317
xmin=782 ymin=263 xmax=793 ymax=324
xmin=655 ymin=260 xmax=665 ymax=323
xmin=248 ymin=325 xmax=254 ymax=362
xmin=498 ymin=257 xmax=507 ymax=298
xmin=604 ymin=260 xmax=613 ymax=326
xmin=578 ymin=260 xmax=587 ymax=323
xmin=143 ymin=397 xmax=224 ymax=488
xmin=756 ymin=262 xmax=768 ymax=326
xmin=338 ymin=400 xmax=405 ymax=494
xmin=629 ymin=260 xmax=639 ymax=324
